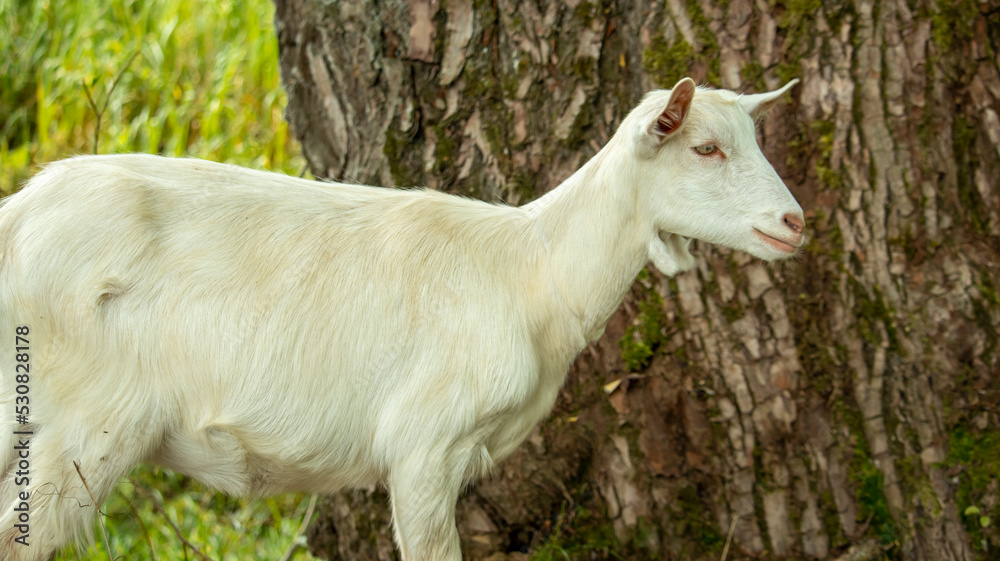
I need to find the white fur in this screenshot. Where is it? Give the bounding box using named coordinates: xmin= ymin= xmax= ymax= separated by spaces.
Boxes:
xmin=0 ymin=79 xmax=802 ymax=560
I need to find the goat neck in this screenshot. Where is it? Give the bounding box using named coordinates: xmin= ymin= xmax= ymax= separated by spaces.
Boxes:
xmin=523 ymin=134 xmax=650 ymax=343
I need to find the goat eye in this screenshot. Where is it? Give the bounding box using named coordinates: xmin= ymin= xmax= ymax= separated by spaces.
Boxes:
xmin=694 ymin=144 xmax=718 ymax=156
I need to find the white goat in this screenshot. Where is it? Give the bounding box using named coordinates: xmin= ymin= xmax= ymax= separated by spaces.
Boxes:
xmin=0 ymin=78 xmax=802 ymax=561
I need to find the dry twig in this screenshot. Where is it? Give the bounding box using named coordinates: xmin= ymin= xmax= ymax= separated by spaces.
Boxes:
xmin=278 ymin=493 xmax=320 ymax=561
xmin=72 ymin=461 xmax=116 ymax=560
xmin=129 ymin=501 xmax=156 ymax=561
xmin=720 ymin=513 xmax=739 ymax=561
xmin=82 ymin=51 xmax=141 ymax=154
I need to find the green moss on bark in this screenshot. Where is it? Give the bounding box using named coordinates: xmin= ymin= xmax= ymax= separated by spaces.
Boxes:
xmin=619 ymin=272 xmax=668 ymax=372
xmin=642 ymin=34 xmax=695 ymax=89
xmin=930 ymin=0 xmax=979 ymax=51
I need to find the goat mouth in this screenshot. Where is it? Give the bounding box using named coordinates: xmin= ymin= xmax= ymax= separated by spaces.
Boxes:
xmin=753 ymin=229 xmax=798 ymax=253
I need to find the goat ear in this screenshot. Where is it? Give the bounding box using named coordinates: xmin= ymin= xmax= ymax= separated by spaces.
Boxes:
xmin=650 ymin=78 xmax=696 ymax=140
xmin=739 ymin=79 xmax=799 ymax=119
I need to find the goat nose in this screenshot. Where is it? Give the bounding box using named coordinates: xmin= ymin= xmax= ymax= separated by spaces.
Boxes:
xmin=783 ymin=213 xmax=804 ymax=235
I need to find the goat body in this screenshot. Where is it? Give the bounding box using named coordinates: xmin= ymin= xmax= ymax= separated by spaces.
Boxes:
xmin=0 ymin=78 xmax=803 ymax=560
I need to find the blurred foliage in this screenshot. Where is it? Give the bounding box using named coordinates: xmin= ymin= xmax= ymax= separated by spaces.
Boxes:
xmin=58 ymin=466 xmax=318 ymax=561
xmin=0 ymin=0 xmax=305 ymax=196
xmin=2 ymin=0 xmax=315 ymax=558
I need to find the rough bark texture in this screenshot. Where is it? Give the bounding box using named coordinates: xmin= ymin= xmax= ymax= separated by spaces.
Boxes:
xmin=272 ymin=1 xmax=1000 ymax=559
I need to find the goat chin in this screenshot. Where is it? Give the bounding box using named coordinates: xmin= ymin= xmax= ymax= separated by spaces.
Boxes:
xmin=648 ymin=231 xmax=695 ymax=276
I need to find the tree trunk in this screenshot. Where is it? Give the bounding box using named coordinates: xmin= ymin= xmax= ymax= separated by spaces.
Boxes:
xmin=272 ymin=0 xmax=1000 ymax=559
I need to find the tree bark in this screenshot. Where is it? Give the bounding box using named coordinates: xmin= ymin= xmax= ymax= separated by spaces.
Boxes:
xmin=272 ymin=0 xmax=1000 ymax=559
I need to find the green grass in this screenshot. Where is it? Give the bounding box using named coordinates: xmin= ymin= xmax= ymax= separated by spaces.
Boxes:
xmin=944 ymin=427 xmax=1000 ymax=554
xmin=2 ymin=0 xmax=316 ymax=558
xmin=0 ymin=0 xmax=305 ymax=196
xmin=58 ymin=467 xmax=319 ymax=561
xmin=528 ymin=500 xmax=624 ymax=561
